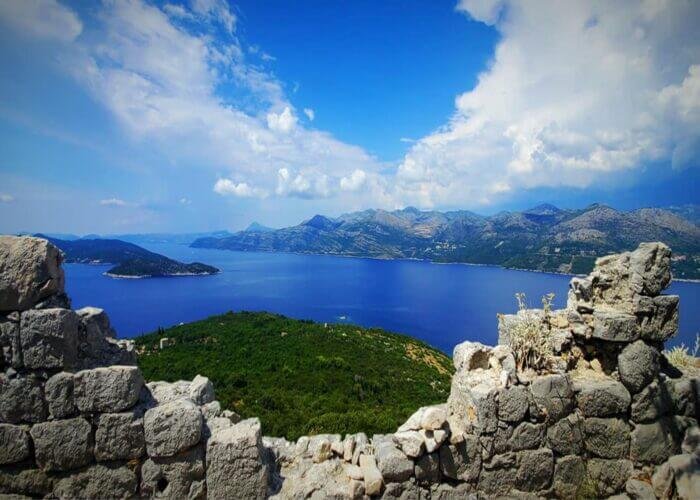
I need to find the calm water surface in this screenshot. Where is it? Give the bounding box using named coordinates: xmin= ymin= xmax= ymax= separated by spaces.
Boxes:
xmin=64 ymin=243 xmax=700 ymax=354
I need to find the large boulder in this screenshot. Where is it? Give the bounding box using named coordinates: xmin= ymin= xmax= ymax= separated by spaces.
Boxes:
xmin=583 ymin=417 xmax=631 ymax=459
xmin=374 ymin=439 xmax=413 ymax=482
xmin=575 ymin=378 xmax=631 ymax=417
xmin=74 ymin=366 xmax=143 ymax=413
xmin=94 ymin=411 xmax=145 ymax=461
xmin=206 ymin=418 xmax=268 ymax=500
xmin=19 ymin=308 xmax=79 ymax=370
xmin=144 ymin=399 xmax=202 ymax=458
xmin=618 ymin=341 xmax=660 ymax=394
xmin=529 ymin=374 xmax=574 ymax=422
xmin=30 ymin=417 xmax=93 ymax=471
xmin=0 ymin=236 xmax=65 ymax=312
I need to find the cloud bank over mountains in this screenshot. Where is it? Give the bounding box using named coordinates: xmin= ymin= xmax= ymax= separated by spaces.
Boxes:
xmin=0 ymin=0 xmax=698 ymax=216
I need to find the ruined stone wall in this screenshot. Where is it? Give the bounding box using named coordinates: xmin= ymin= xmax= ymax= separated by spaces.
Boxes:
xmin=0 ymin=236 xmax=698 ymax=499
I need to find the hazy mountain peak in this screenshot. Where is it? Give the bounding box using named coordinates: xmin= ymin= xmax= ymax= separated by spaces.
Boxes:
xmin=245 ymin=222 xmax=274 ymax=233
xmin=303 ymin=215 xmax=339 ymax=231
xmin=524 ymin=203 xmax=561 ymax=215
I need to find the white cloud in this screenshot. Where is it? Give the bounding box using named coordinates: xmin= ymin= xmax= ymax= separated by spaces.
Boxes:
xmin=340 ymin=169 xmax=367 ymax=192
xmin=275 ymin=168 xmax=331 ymax=199
xmin=0 ymin=0 xmax=82 ymax=42
xmin=214 ymin=179 xmax=268 ymax=198
xmin=399 ymin=137 xmax=415 ymax=143
xmin=266 ymin=106 xmax=297 ymax=133
xmin=303 ymin=108 xmax=315 ymax=121
xmin=179 ymin=197 xmax=192 ymax=205
xmin=396 ymin=0 xmax=700 ymax=207
xmin=0 ymin=194 xmax=15 ymax=203
xmin=100 ymin=197 xmax=127 ymax=206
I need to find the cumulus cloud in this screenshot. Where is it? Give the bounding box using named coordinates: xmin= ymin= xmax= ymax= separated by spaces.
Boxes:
xmin=0 ymin=0 xmax=82 ymax=42
xmin=179 ymin=197 xmax=192 ymax=205
xmin=395 ymin=0 xmax=700 ymax=207
xmin=0 ymin=194 xmax=15 ymax=203
xmin=100 ymin=197 xmax=127 ymax=206
xmin=303 ymin=108 xmax=315 ymax=121
xmin=340 ymin=169 xmax=367 ymax=192
xmin=214 ymin=178 xmax=268 ymax=198
xmin=266 ymin=106 xmax=297 ymax=133
xmin=276 ymin=168 xmax=331 ymax=199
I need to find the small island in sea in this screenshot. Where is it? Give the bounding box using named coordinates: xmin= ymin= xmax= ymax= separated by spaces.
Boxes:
xmin=38 ymin=234 xmax=219 ymax=278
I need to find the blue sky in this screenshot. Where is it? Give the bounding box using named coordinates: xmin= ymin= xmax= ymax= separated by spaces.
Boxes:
xmin=0 ymin=0 xmax=698 ymax=234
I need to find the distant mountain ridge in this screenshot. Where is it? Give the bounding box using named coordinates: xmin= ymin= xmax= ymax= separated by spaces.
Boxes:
xmin=191 ymin=204 xmax=700 ymax=279
xmin=39 ymin=235 xmax=219 ymax=278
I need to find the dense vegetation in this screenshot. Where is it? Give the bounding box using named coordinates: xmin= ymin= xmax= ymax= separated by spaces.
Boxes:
xmin=39 ymin=235 xmax=218 ymax=277
xmin=135 ymin=311 xmax=454 ymax=439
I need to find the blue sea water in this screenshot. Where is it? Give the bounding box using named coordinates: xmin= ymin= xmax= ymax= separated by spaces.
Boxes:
xmin=64 ymin=243 xmax=700 ymax=354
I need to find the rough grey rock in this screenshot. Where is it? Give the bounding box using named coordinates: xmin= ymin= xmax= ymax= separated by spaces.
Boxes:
xmin=629 ymin=242 xmax=672 ymax=296
xmin=95 ymin=411 xmax=145 ymax=461
xmin=547 ymin=412 xmax=584 ymax=455
xmin=420 ymin=405 xmax=447 ymax=430
xmin=510 ymin=422 xmax=545 ymax=451
xmin=359 ymin=454 xmax=382 ymax=496
xmin=630 ymin=418 xmax=683 ymax=464
xmin=453 ymin=341 xmax=491 ymax=372
xmin=515 ymin=448 xmax=553 ymax=492
xmin=206 ymin=418 xmax=268 ymax=500
xmin=52 ymin=463 xmax=137 ymax=500
xmin=76 ymin=307 xmax=136 ymax=369
xmin=0 ymin=468 xmax=53 ymax=497
xmin=19 ymin=308 xmax=79 ymax=370
xmin=375 ymin=440 xmax=413 ymax=482
xmin=188 ymin=375 xmax=214 ymax=405
xmin=415 ymin=452 xmax=441 ymax=483
xmin=0 ymin=424 xmax=30 ymax=464
xmin=144 ymin=399 xmax=202 ymax=458
xmin=553 ymin=455 xmax=584 ymax=498
xmin=637 ymin=294 xmax=679 ymax=342
xmin=45 ymin=372 xmax=76 ymax=419
xmin=448 ymin=370 xmax=498 ymax=434
xmin=394 ymin=430 xmax=424 ymax=458
xmin=575 ymin=378 xmax=631 ymax=417
xmin=145 ymin=380 xmax=192 ymax=405
xmin=438 ymin=435 xmax=480 ymax=482
xmin=590 ymin=310 xmax=639 ymax=342
xmin=30 ymin=417 xmax=93 ymax=472
xmin=618 ymin=340 xmax=660 ymax=393
xmin=141 ymin=445 xmax=205 ymax=500
xmin=625 ymin=478 xmax=656 ymax=500
xmin=0 ymin=373 xmax=47 ymax=423
xmin=0 ymin=314 xmax=21 ymax=368
xmin=664 ymin=376 xmax=698 ymax=417
xmin=585 ymin=458 xmax=633 ymax=497
xmin=0 ymin=236 xmax=65 ymax=312
xmin=498 ymin=385 xmax=529 ymax=423
xmin=630 ymin=381 xmax=669 ymax=422
xmin=478 ymin=453 xmax=517 ymax=496
xmin=529 ymin=374 xmax=573 ymax=422
xmin=74 ymin=366 xmax=143 ymax=413
xmin=584 ymin=417 xmax=630 ymax=459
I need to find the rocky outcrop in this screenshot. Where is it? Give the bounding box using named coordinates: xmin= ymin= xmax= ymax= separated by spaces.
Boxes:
xmin=0 ymin=236 xmax=698 ymax=498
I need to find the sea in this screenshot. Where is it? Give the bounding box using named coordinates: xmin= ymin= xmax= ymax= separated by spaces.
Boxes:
xmin=64 ymin=243 xmax=700 ymax=354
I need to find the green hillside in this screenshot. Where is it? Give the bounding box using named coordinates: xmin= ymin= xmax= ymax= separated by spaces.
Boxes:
xmin=135 ymin=312 xmax=454 ymax=440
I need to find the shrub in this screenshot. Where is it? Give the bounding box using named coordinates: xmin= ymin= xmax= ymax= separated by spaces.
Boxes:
xmin=506 ymin=292 xmax=555 ymax=372
xmin=665 ymin=333 xmax=699 ymax=370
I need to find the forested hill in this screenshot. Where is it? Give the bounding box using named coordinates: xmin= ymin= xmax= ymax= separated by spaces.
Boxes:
xmin=192 ymin=203 xmax=700 ymax=279
xmin=135 ymin=311 xmax=453 ymax=439
xmin=39 ymin=235 xmax=218 ymax=278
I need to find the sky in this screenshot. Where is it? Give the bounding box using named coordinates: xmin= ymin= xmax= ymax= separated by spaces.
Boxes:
xmin=0 ymin=0 xmax=698 ymax=234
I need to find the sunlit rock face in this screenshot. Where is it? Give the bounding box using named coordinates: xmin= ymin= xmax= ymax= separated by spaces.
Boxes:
xmin=0 ymin=236 xmax=697 ymax=499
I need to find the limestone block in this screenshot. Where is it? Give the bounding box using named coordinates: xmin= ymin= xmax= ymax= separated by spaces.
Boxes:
xmin=45 ymin=372 xmax=76 ymax=419
xmin=76 ymin=307 xmax=136 ymax=369
xmin=30 ymin=417 xmax=93 ymax=471
xmin=144 ymin=399 xmax=202 ymax=458
xmin=585 ymin=458 xmax=633 ymax=497
xmin=414 ymin=452 xmax=440 ymax=483
xmin=515 ymin=448 xmax=553 ymax=492
xmin=420 ymin=428 xmax=447 ymax=453
xmin=206 ymin=418 xmax=268 ymax=500
xmin=0 ymin=314 xmax=21 ymax=368
xmin=629 ymin=242 xmax=672 ymax=296
xmin=0 ymin=236 xmax=65 ymax=312
xmin=359 ymin=454 xmax=382 ymax=496
xmin=420 ymin=405 xmax=446 ymax=430
xmin=529 ymin=374 xmax=573 ymax=422
xmin=145 ymin=380 xmax=192 ymax=405
xmin=393 ymin=430 xmax=424 ymax=458
xmin=618 ymin=340 xmax=660 ymax=393
xmin=52 ymin=463 xmax=137 ymax=500
xmin=374 ymin=440 xmax=412 ymax=482
xmin=438 ymin=435 xmax=481 ymax=482
xmin=447 ymin=370 xmax=498 ymax=434
xmin=583 ymin=417 xmax=630 ymax=459
xmin=575 ymin=378 xmax=631 ymax=417
xmin=0 ymin=373 xmax=46 ymax=423
xmin=547 ymin=412 xmax=584 ymax=455
xmin=19 ymin=308 xmax=79 ymax=370
xmin=510 ymin=422 xmax=545 ymax=451
xmin=590 ymin=309 xmax=638 ymax=342
xmin=0 ymin=423 xmax=31 ymax=464
xmin=141 ymin=445 xmax=205 ymax=500
xmin=95 ymin=411 xmax=145 ymax=461
xmin=478 ymin=452 xmax=517 ymax=496
xmin=452 ymin=341 xmax=491 ymax=372
xmin=189 ymin=375 xmax=214 ymax=405
xmin=74 ymin=366 xmax=143 ymax=413
xmin=498 ymin=384 xmax=529 ymax=422
xmin=553 ymin=455 xmax=584 ymax=498
xmin=636 ymin=294 xmax=679 ymax=342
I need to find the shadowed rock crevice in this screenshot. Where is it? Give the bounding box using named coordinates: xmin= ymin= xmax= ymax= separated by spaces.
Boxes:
xmin=0 ymin=236 xmax=698 ymax=498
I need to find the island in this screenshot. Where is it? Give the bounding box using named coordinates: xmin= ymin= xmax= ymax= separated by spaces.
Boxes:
xmin=38 ymin=235 xmax=219 ymax=278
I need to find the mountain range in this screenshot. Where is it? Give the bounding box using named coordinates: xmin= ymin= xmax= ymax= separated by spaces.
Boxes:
xmin=191 ymin=203 xmax=700 ymax=280
xmin=39 ymin=236 xmax=219 ymax=278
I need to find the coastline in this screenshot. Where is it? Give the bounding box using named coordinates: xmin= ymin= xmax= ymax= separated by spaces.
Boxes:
xmin=103 ymin=270 xmax=219 ymax=279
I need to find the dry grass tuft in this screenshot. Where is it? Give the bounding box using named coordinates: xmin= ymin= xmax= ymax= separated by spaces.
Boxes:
xmin=505 ymin=292 xmax=555 ymax=372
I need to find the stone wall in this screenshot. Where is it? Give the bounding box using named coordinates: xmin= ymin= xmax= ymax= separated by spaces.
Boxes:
xmin=0 ymin=236 xmax=698 ymax=499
